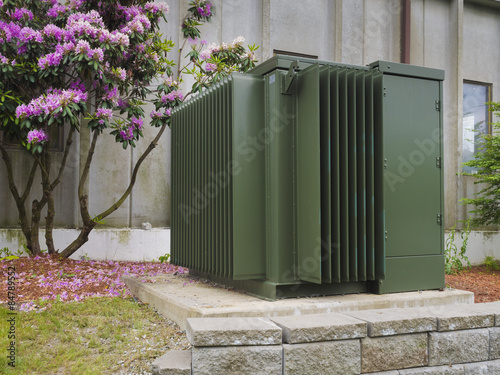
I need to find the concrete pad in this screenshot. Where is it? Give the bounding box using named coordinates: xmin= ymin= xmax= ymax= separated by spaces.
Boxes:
xmin=122 ymin=274 xmax=474 ymax=330
xmin=345 ymin=306 xmax=437 ymax=337
xmin=151 ymin=350 xmax=191 ymax=375
xmin=270 ymin=313 xmax=367 ymax=343
xmin=186 ymin=317 xmax=281 ymax=346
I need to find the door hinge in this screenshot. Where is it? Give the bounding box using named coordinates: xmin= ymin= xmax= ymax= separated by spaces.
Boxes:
xmin=437 ymin=214 xmax=443 ymax=225
xmin=436 ymin=157 xmax=442 ymax=168
xmin=282 ymin=60 xmax=299 ymax=95
xmin=435 ymin=100 xmax=441 ymax=111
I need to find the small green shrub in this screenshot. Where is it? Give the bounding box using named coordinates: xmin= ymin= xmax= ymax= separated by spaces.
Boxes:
xmin=483 ymin=256 xmax=500 ymax=271
xmin=445 ymin=219 xmax=472 ymax=274
xmin=158 ymin=253 xmax=171 ymax=263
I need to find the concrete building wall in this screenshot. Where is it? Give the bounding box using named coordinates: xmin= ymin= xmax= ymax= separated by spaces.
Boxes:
xmin=1 ymin=0 xmax=499 ymax=261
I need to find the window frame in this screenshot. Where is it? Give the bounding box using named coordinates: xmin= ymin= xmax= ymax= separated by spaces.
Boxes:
xmin=462 ymin=80 xmax=492 ymax=171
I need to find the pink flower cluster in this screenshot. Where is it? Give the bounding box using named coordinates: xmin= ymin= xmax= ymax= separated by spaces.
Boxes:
xmin=47 ymin=5 xmax=67 ymax=18
xmin=0 ymin=52 xmax=14 ymax=65
xmin=161 ymin=90 xmax=184 ymax=103
xmin=38 ymin=50 xmax=63 ymax=69
xmin=95 ymin=107 xmax=113 ymax=121
xmin=43 ymin=24 xmax=63 ymax=40
xmin=130 ymin=116 xmax=143 ymax=130
xmin=16 ymin=89 xmax=87 ymax=119
xmin=197 ymin=2 xmax=212 ymax=18
xmin=150 ymin=108 xmax=172 ymax=119
xmin=96 ymin=108 xmax=112 ymax=118
xmin=10 ymin=8 xmax=33 ymax=21
xmin=27 ymin=129 xmax=49 ymax=144
xmin=145 ymin=2 xmax=170 ymax=14
xmin=0 ymin=21 xmax=19 ymax=43
xmin=103 ymin=86 xmax=118 ymax=104
xmin=67 ymin=10 xmax=105 ymax=28
xmin=199 ymin=36 xmax=245 ymax=60
xmin=111 ymin=67 xmax=127 ymax=81
xmin=205 ymin=62 xmax=216 ymax=72
xmin=119 ymin=127 xmax=134 ymax=141
xmin=19 ymin=26 xmax=43 ymax=43
xmin=118 ymin=116 xmax=143 ymax=141
xmin=120 ymin=14 xmax=151 ymax=35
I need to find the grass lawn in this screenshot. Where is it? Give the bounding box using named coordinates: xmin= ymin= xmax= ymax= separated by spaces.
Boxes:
xmin=0 ymin=255 xmax=190 ymax=374
xmin=0 ymin=297 xmax=189 ymax=374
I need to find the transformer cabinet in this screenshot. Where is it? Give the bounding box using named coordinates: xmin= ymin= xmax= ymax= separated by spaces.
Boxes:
xmin=171 ymin=55 xmax=444 ymax=300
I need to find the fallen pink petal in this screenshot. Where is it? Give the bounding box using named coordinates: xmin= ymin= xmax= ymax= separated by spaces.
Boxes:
xmin=0 ymin=254 xmax=186 ymax=305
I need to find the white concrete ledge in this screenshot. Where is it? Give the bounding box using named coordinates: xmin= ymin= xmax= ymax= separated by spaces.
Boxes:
xmin=0 ymin=228 xmax=171 ymax=261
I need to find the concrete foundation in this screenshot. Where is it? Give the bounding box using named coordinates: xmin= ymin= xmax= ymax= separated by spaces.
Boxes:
xmin=122 ymin=273 xmax=474 ymax=330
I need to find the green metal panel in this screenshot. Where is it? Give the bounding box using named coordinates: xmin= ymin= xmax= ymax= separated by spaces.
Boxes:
xmin=382 ymin=75 xmax=442 ymax=258
xmin=227 ymin=78 xmax=234 ymax=278
xmin=370 ymin=60 xmax=445 ymax=81
xmin=231 ymin=74 xmax=267 ymax=279
xmin=249 ymin=54 xmax=370 ymax=77
xmin=356 ymin=70 xmax=367 ymax=281
xmin=364 ymin=72 xmax=375 ymax=280
xmin=347 ymin=69 xmax=358 ymax=281
xmin=338 ymin=68 xmax=350 ymax=282
xmin=264 ymin=71 xmax=296 ymax=284
xmin=375 ymin=255 xmax=445 ymax=294
xmin=296 ymin=64 xmax=322 ymax=284
xmin=373 ymin=72 xmax=386 ymax=280
xmin=320 ymin=66 xmax=332 ymax=283
xmin=329 ymin=68 xmax=341 ymax=283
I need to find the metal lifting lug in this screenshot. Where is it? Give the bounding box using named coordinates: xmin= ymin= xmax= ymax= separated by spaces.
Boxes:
xmin=282 ymin=60 xmax=299 ymax=94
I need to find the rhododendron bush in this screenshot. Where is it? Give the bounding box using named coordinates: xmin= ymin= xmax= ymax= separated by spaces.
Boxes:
xmin=0 ymin=0 xmax=258 ymax=258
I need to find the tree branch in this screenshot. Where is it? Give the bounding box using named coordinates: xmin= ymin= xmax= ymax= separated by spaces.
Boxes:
xmin=21 ymin=160 xmax=38 ymax=203
xmin=78 ymin=130 xmax=100 ymax=225
xmin=50 ymin=126 xmax=75 ymax=191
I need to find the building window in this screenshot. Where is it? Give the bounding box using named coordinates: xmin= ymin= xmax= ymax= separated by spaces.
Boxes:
xmin=462 ymin=81 xmax=491 ymax=172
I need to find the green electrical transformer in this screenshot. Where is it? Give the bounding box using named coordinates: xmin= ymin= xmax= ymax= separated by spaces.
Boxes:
xmin=171 ymin=55 xmax=445 ymax=300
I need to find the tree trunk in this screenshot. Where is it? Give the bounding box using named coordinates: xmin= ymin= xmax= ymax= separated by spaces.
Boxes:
xmin=45 ymin=192 xmax=56 ymax=254
xmin=59 ymin=195 xmax=96 ymax=258
xmin=0 ymin=143 xmax=37 ymax=255
xmin=30 ymin=200 xmax=43 ymax=256
xmin=40 ymin=151 xmax=57 ymax=254
xmin=59 ymin=223 xmax=96 ymax=258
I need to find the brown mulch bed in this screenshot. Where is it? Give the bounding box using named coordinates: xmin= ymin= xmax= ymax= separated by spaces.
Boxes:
xmin=0 ymin=254 xmax=187 ymax=309
xmin=445 ymin=265 xmax=500 ymax=303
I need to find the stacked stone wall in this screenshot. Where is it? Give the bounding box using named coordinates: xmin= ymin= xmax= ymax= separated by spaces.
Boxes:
xmin=152 ymin=302 xmax=500 ymax=374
